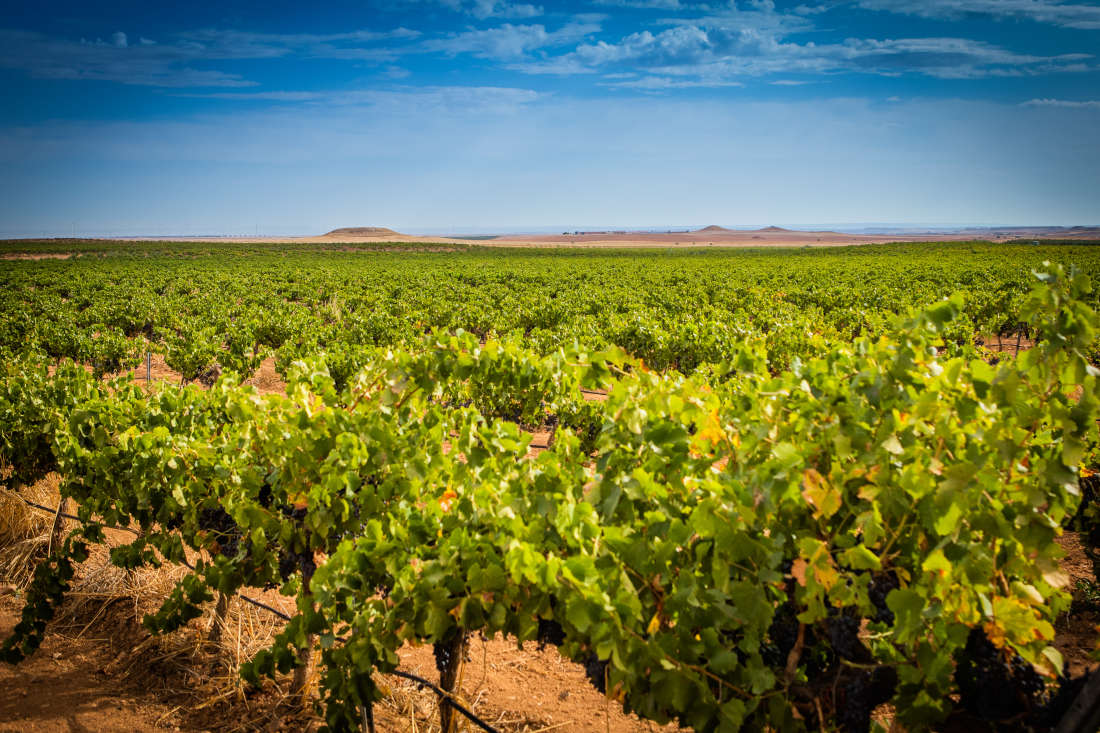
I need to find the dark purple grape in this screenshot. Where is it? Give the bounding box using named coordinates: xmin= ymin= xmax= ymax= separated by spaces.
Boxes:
xmin=954 ymin=627 xmax=1046 ymax=722
xmin=583 ymin=654 xmax=608 ymax=694
xmin=537 ymin=618 xmax=566 ymax=648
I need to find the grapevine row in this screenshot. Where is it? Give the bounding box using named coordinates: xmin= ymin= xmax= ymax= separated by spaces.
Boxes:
xmin=4 ymin=242 xmax=1098 ymax=383
xmin=2 ymin=264 xmax=1098 ymax=731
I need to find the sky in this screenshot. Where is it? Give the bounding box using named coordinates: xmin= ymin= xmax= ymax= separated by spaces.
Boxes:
xmin=1 ymin=0 xmax=1098 ymax=236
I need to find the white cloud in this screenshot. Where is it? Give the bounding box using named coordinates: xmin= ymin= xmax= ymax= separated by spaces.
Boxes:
xmin=380 ymin=65 xmax=412 ymax=78
xmin=592 ymin=0 xmax=687 ymax=8
xmin=422 ymin=21 xmax=601 ymax=60
xmin=856 ymin=0 xmax=1100 ymax=30
xmin=476 ymin=0 xmax=543 ymax=18
xmin=1022 ymin=97 xmax=1100 ymax=108
xmin=172 ymin=85 xmax=543 ymax=112
xmin=0 ymin=27 xmax=422 ymax=87
xmin=0 ymin=30 xmax=256 ymax=87
xmin=499 ymin=1 xmax=1095 ymax=83
xmin=179 ymin=28 xmax=421 ymax=61
xmin=173 ymin=91 xmax=326 ymax=101
xmin=399 ymin=0 xmax=544 ymax=19
xmin=793 ymin=4 xmax=833 ymax=15
xmin=604 ymin=75 xmax=745 ymax=88
xmin=345 ymin=85 xmax=543 ymax=113
xmin=510 ymin=15 xmax=1093 ymax=81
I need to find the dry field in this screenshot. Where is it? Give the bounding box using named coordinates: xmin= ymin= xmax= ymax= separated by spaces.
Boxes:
xmin=89 ymin=224 xmax=1100 ymax=250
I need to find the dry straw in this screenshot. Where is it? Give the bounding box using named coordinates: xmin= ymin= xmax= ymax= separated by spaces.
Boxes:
xmin=0 ymin=473 xmax=62 ymax=588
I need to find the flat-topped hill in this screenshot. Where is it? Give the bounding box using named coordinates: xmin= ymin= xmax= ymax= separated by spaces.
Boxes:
xmin=323 ymin=227 xmax=402 ymax=237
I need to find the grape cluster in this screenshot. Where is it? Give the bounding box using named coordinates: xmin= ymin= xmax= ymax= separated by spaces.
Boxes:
xmin=536 ymin=618 xmax=566 ymax=649
xmin=826 ymin=612 xmax=866 ymax=662
xmin=433 ymin=640 xmax=455 ymax=676
xmin=583 ymin=654 xmax=608 ymax=694
xmin=762 ymin=602 xmax=804 ymax=668
xmin=277 ymin=549 xmax=316 ymax=581
xmin=834 ymin=666 xmax=898 ymax=733
xmin=197 ymin=506 xmax=242 ymax=557
xmin=954 ymin=627 xmax=1046 ymax=723
xmin=868 ymin=571 xmax=899 ymax=625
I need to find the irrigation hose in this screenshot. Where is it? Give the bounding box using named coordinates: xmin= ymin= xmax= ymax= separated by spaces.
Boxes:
xmin=11 ymin=491 xmax=501 ymax=733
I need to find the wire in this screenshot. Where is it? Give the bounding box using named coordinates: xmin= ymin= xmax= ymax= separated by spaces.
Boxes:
xmin=8 ymin=488 xmax=499 ymax=730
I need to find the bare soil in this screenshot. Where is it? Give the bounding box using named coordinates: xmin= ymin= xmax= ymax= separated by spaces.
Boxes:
xmin=0 ymin=579 xmax=670 ymax=732
xmin=0 ymin=253 xmax=73 ymax=260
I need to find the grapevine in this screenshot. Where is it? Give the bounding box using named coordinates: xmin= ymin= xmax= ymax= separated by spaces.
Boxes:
xmin=0 ymin=250 xmax=1097 ymax=733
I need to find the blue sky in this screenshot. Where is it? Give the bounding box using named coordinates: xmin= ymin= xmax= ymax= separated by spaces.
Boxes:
xmin=1 ymin=0 xmax=1098 ymax=235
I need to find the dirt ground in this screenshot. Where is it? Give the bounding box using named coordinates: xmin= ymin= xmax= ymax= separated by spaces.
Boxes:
xmin=0 ymin=253 xmax=73 ymax=260
xmin=0 ymin=578 xmax=670 ymax=733
xmin=0 ymin=592 xmax=197 ymax=733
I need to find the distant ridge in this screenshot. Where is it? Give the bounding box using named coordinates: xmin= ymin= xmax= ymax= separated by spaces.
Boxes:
xmin=323 ymin=227 xmax=402 ymax=237
xmin=758 ymin=226 xmax=791 ymax=232
xmin=697 ymin=225 xmax=731 ymax=232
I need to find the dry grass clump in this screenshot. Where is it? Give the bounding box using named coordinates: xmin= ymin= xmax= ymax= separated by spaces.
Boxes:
xmin=48 ymin=534 xmax=318 ymax=730
xmin=1 ymin=480 xmax=530 ymax=732
xmin=0 ymin=483 xmax=312 ymax=728
xmin=0 ymin=472 xmax=64 ymax=587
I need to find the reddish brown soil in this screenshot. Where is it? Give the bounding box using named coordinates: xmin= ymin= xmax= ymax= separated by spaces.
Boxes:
xmin=1054 ymin=533 xmax=1100 ymax=678
xmin=982 ymin=334 xmax=1036 ymax=358
xmin=0 ymin=594 xmax=198 ymax=732
xmin=0 ymin=589 xmax=669 ymax=732
xmin=123 ymin=355 xmax=286 ymax=395
xmin=0 ymin=253 xmax=73 ymax=260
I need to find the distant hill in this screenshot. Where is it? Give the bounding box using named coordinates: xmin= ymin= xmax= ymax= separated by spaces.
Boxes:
xmin=323 ymin=227 xmax=402 ymax=237
xmin=697 ymin=225 xmax=798 ymax=234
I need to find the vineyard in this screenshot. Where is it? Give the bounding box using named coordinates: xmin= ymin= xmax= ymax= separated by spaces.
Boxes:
xmin=2 ymin=240 xmax=1100 ymax=732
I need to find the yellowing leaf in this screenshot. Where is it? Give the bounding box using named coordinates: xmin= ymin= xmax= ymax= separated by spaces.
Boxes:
xmin=813 ymin=562 xmax=840 ymax=591
xmin=802 ymin=468 xmax=842 ymax=519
